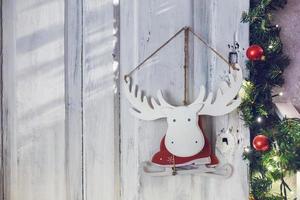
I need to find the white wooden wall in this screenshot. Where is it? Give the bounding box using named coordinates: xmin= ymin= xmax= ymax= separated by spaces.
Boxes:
xmin=1 ymin=0 xmax=249 ymax=200
xmin=2 ymin=0 xmax=118 ymax=199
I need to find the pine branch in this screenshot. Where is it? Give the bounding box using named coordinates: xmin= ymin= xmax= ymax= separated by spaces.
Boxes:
xmin=241 ymin=1 xmax=299 ymax=199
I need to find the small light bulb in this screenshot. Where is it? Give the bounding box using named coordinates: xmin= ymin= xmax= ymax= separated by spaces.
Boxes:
xmin=257 ymin=117 xmax=262 ymax=123
xmin=244 ymin=147 xmax=251 ymax=154
xmin=269 ymin=45 xmax=273 ymax=49
xmin=279 ymin=92 xmax=283 ymax=96
xmin=275 ymin=24 xmax=279 ymax=28
xmin=267 ymin=165 xmax=275 ymax=171
xmin=274 ymin=156 xmax=280 ymax=162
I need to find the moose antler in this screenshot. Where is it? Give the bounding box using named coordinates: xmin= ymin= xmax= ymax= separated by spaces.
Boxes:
xmin=190 ymin=67 xmax=243 ymax=116
xmin=124 ymin=77 xmax=174 ymax=120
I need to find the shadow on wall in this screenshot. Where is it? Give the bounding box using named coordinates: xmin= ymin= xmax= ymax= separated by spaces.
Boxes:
xmin=12 ymin=0 xmax=118 ymax=196
xmin=17 ymin=0 xmax=115 ymax=126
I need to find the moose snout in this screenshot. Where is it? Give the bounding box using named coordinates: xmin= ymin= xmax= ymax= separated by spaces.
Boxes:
xmin=164 ymin=130 xmax=205 ymax=157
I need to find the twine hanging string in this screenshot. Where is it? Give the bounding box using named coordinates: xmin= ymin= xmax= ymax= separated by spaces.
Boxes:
xmin=189 ymin=28 xmax=239 ymax=71
xmin=183 ymin=27 xmax=189 ymax=105
xmin=124 ymin=26 xmax=238 ymax=82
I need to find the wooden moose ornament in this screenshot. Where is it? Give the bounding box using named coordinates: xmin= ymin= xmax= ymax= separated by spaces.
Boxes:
xmin=124 ymin=67 xmax=243 ymax=177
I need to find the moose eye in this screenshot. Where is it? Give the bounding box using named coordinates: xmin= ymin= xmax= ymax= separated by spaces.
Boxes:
xmin=187 ymin=118 xmax=191 ymax=122
xmin=172 ymin=119 xmax=176 ymax=122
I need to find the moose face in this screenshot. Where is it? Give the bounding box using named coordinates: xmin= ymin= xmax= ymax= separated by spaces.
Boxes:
xmin=163 ymin=106 xmax=205 ymax=157
xmin=124 ymin=68 xmax=242 ymax=158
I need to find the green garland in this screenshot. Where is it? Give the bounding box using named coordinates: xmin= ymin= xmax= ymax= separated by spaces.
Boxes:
xmin=241 ymin=0 xmax=300 ymax=199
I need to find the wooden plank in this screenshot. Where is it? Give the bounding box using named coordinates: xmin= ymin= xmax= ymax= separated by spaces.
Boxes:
xmin=190 ymin=1 xmax=216 ymax=199
xmin=0 ymin=0 xmax=4 ymax=197
xmin=2 ymin=0 xmax=67 ymax=199
xmin=83 ymin=0 xmax=119 ymax=199
xmin=2 ymin=1 xmax=17 ymax=199
xmin=297 ymin=171 xmax=300 ymax=200
xmin=206 ymin=0 xmax=250 ymax=199
xmin=120 ymin=0 xmax=249 ymax=199
xmin=65 ymin=0 xmax=84 ymax=199
xmin=119 ymin=1 xmax=140 ymax=199
xmin=120 ymin=1 xmax=196 ymax=200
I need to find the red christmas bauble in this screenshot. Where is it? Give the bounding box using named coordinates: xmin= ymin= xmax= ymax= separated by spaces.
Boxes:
xmin=253 ymin=135 xmax=269 ymax=151
xmin=246 ymin=45 xmax=264 ymax=61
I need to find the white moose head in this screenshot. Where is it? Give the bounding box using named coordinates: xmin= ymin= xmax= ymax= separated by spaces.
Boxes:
xmin=124 ymin=68 xmax=243 ymax=157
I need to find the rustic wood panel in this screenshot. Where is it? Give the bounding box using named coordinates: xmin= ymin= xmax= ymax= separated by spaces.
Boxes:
xmin=83 ymin=0 xmax=119 ymax=199
xmin=2 ymin=1 xmax=17 ymax=199
xmin=120 ymin=1 xmax=194 ymax=199
xmin=120 ymin=0 xmax=249 ymax=199
xmin=2 ymin=0 xmax=119 ymax=199
xmin=2 ymin=0 xmax=67 ymax=199
xmin=208 ymin=0 xmax=250 ymax=199
xmin=65 ymin=0 xmax=84 ymax=199
xmin=1 ymin=0 xmax=249 ymax=199
xmin=0 ymin=0 xmax=4 ymax=197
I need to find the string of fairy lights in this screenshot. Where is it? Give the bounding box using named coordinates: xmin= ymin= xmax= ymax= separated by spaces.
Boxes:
xmin=240 ymin=1 xmax=300 ymax=199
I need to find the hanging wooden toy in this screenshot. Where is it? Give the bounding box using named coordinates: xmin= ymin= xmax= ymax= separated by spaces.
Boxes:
xmin=124 ymin=26 xmax=243 ymax=178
